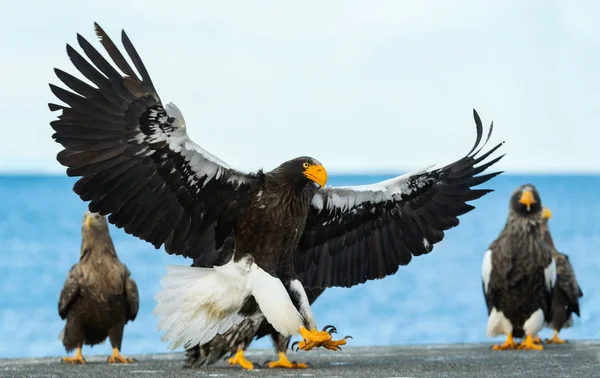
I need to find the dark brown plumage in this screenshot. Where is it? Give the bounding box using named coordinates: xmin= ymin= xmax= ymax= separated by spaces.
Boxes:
xmin=539 ymin=207 xmax=583 ymax=344
xmin=58 ymin=211 xmax=139 ymax=364
xmin=49 ymin=23 xmax=504 ymax=367
xmin=482 ymin=184 xmax=556 ymax=351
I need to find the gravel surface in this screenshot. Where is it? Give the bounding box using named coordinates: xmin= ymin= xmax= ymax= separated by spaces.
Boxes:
xmin=2 ymin=341 xmax=600 ymax=377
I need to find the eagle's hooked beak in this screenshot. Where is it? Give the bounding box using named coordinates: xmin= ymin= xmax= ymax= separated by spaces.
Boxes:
xmin=85 ymin=215 xmax=92 ymax=229
xmin=304 ymin=164 xmax=328 ymax=188
xmin=542 ymin=207 xmax=552 ymax=220
xmin=519 ymin=190 xmax=536 ymax=211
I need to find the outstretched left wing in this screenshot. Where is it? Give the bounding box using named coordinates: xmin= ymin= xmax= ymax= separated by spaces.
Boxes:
xmin=48 ymin=23 xmax=259 ymax=263
xmin=295 ymin=110 xmax=504 ymax=288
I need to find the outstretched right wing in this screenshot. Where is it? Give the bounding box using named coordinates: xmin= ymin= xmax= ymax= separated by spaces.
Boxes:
xmin=49 ymin=23 xmax=259 ymax=263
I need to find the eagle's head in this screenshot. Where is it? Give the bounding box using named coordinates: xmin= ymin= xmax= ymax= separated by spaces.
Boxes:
xmin=509 ymin=184 xmax=543 ymax=217
xmin=271 ymin=156 xmax=328 ymax=189
xmin=82 ymin=210 xmax=109 ymax=232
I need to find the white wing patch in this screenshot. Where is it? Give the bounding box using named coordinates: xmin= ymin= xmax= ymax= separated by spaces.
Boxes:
xmin=312 ymin=165 xmax=436 ymax=213
xmin=164 ymin=102 xmax=186 ymax=128
xmin=544 ymin=257 xmax=557 ymax=292
xmin=136 ymin=102 xmax=252 ymax=189
xmin=481 ymin=249 xmax=493 ymax=293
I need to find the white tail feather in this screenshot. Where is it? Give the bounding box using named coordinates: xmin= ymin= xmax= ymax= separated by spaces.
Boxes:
xmin=153 ymin=261 xmax=251 ymax=350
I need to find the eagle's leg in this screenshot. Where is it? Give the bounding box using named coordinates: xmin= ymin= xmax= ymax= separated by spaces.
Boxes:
xmin=107 ymin=324 xmax=134 ymax=363
xmin=265 ymin=333 xmax=307 ymax=368
xmin=517 ymin=334 xmax=544 ymax=351
xmin=285 ymin=280 xmax=351 ymax=352
xmin=62 ymin=347 xmax=86 ymax=364
xmin=228 ymin=348 xmax=254 ymax=370
xmin=545 ymin=330 xmax=566 ymax=344
xmin=492 ymin=334 xmax=517 ymax=350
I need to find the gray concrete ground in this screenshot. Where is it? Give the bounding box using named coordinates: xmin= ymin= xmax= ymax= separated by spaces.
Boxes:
xmin=2 ymin=341 xmax=599 ymax=378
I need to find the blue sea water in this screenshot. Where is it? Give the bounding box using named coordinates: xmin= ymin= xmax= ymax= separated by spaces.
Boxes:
xmin=0 ymin=174 xmax=598 ymax=359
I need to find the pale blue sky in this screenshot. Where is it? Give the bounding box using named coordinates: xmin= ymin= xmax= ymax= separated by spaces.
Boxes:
xmin=1 ymin=1 xmax=598 ymax=174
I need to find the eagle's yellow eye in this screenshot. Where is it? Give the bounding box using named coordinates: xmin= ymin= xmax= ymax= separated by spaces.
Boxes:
xmin=302 ymin=162 xmax=310 ymax=169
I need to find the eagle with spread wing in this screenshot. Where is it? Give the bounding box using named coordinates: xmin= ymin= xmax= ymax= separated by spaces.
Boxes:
xmin=49 ymin=23 xmax=504 ymax=369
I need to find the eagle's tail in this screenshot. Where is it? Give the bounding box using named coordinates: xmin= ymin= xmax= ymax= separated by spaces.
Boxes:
xmin=153 ymin=263 xmax=250 ymax=350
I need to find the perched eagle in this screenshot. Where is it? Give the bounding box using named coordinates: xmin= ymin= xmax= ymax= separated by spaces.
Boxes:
xmin=482 ymin=184 xmax=556 ymax=351
xmin=49 ymin=23 xmax=504 ymax=363
xmin=539 ymin=207 xmax=583 ymax=344
xmin=58 ymin=211 xmax=139 ymax=364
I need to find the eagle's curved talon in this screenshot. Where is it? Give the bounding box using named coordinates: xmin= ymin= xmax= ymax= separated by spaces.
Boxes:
xmin=291 ymin=341 xmax=300 ymax=352
xmin=322 ymin=325 xmax=337 ymax=334
xmin=344 ymin=335 xmax=353 ymax=340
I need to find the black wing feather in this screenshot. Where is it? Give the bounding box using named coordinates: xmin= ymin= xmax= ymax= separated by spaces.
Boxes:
xmin=49 ymin=24 xmax=257 ymax=262
xmin=295 ymin=110 xmax=504 ymax=288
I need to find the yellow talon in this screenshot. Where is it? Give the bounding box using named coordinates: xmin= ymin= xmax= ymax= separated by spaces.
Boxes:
xmin=267 ymin=352 xmax=307 ymax=369
xmin=492 ymin=334 xmax=517 ymax=350
xmin=62 ymin=347 xmax=86 ymax=364
xmin=299 ymin=327 xmax=333 ymax=343
xmin=295 ymin=326 xmax=351 ymax=352
xmin=546 ymin=330 xmax=566 ymax=344
xmin=228 ymin=349 xmax=254 ymax=370
xmin=107 ymin=348 xmax=134 ymax=363
xmin=518 ymin=335 xmax=544 ymax=351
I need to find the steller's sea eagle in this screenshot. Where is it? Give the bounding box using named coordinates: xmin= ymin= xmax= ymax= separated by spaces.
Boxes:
xmin=58 ymin=211 xmax=139 ymax=364
xmin=482 ymin=184 xmax=556 ymax=351
xmin=539 ymin=207 xmax=583 ymax=345
xmin=49 ymin=23 xmax=504 ymax=364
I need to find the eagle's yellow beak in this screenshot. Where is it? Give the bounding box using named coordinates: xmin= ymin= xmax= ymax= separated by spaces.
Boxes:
xmin=542 ymin=207 xmax=552 ymax=220
xmin=303 ymin=164 xmax=328 ymax=188
xmin=85 ymin=215 xmax=92 ymax=229
xmin=519 ymin=190 xmax=536 ymax=211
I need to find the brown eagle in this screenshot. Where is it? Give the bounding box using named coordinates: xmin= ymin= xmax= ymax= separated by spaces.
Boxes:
xmin=58 ymin=211 xmax=139 ymax=364
xmin=481 ymin=184 xmax=556 ymax=351
xmin=539 ymin=207 xmax=583 ymax=344
xmin=49 ymin=23 xmax=504 ymax=368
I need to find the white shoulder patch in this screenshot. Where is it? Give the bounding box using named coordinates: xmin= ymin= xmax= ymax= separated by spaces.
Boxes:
xmin=544 ymin=257 xmax=557 ymax=292
xmin=164 ymin=102 xmax=186 ymax=128
xmin=481 ymin=249 xmax=493 ymax=292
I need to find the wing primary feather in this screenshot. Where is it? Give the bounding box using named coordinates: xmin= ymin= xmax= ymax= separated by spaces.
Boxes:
xmin=94 ymin=23 xmax=140 ymax=80
xmin=120 ymin=30 xmax=156 ymax=92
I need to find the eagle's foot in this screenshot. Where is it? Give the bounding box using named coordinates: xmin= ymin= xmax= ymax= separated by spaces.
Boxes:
xmin=62 ymin=348 xmax=86 ymax=365
xmin=532 ymin=335 xmax=542 ymax=344
xmin=545 ymin=330 xmax=566 ymax=344
xmin=266 ymin=352 xmax=307 ymax=369
xmin=293 ymin=326 xmax=352 ymax=351
xmin=492 ymin=334 xmax=517 ymax=350
xmin=228 ymin=349 xmax=254 ymax=370
xmin=518 ymin=335 xmax=544 ymax=351
xmin=107 ymin=348 xmax=135 ymax=363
